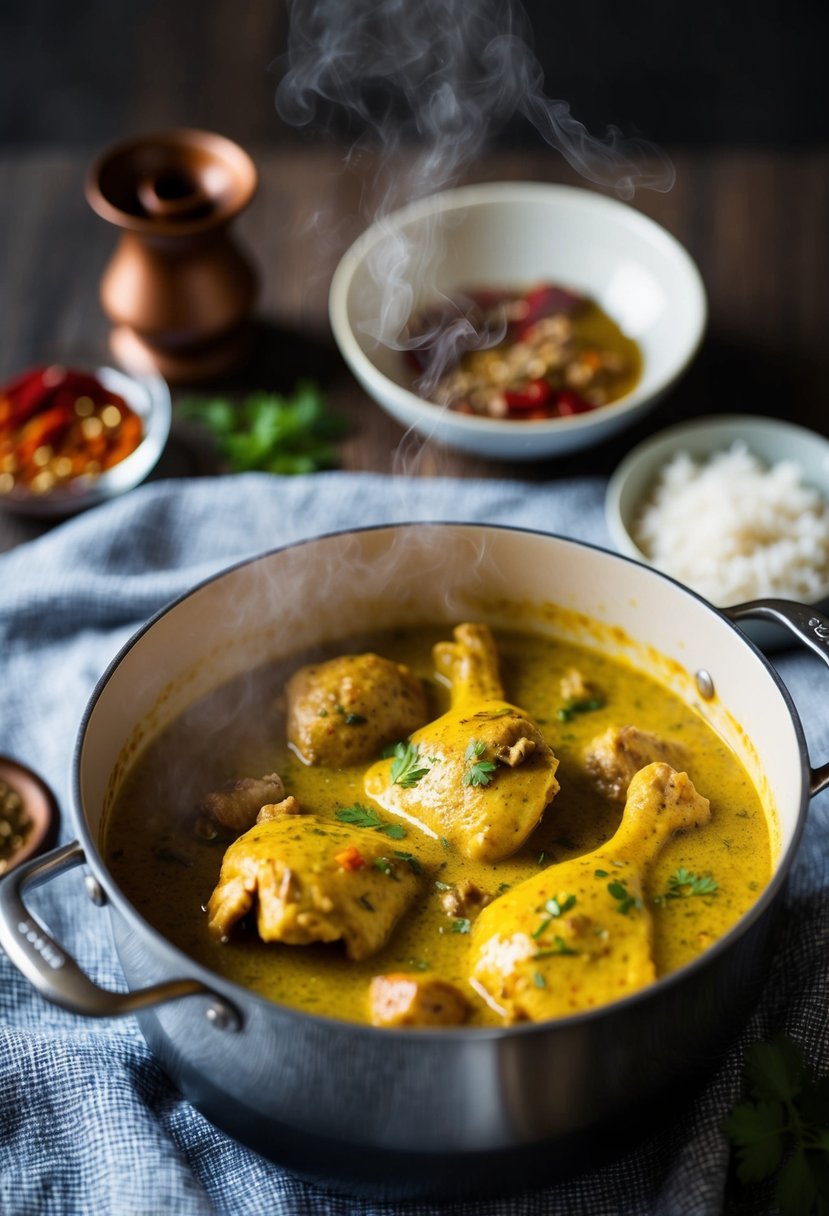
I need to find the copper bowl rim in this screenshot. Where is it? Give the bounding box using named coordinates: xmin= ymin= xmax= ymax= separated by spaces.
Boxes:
xmin=85 ymin=128 xmax=258 ymax=238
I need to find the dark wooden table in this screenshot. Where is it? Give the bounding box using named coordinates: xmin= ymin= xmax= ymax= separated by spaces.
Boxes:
xmin=1 ymin=144 xmax=827 ymax=552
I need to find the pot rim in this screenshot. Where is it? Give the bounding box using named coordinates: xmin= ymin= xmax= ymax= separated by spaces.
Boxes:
xmin=73 ymin=521 xmax=812 ymax=1041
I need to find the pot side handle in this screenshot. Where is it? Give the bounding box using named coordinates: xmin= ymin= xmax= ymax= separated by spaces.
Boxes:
xmin=725 ymin=598 xmax=829 ymax=796
xmin=0 ymin=841 xmax=242 ymax=1030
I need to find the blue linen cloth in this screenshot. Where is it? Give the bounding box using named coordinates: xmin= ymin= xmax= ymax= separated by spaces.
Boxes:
xmin=0 ymin=472 xmax=826 ymax=1216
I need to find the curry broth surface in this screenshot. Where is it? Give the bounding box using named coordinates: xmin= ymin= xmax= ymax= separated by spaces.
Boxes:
xmin=105 ymin=627 xmax=770 ymax=1026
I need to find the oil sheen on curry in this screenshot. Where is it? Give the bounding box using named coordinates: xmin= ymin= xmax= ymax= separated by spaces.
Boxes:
xmin=105 ymin=623 xmax=771 ymax=1028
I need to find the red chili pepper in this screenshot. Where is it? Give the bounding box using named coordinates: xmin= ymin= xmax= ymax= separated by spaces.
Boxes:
xmin=514 ymin=284 xmax=584 ymax=340
xmin=553 ymin=390 xmax=594 ymax=417
xmin=334 ymin=845 xmax=367 ymax=872
xmin=505 ymin=379 xmax=552 ymax=412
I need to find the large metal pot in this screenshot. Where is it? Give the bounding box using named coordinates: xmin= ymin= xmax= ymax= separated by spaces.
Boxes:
xmin=1 ymin=524 xmax=827 ymax=1200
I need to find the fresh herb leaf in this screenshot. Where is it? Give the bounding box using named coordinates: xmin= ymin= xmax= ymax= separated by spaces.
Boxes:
xmin=532 ymin=894 xmax=576 ymax=939
xmin=533 ymin=970 xmax=546 ymax=989
xmin=451 ymin=918 xmax=471 ymax=934
xmin=334 ymin=804 xmax=406 ymax=839
xmin=333 ymin=704 xmax=368 ymax=726
xmin=534 ymin=936 xmax=577 ymax=958
xmin=180 ymin=381 xmax=347 ymax=475
xmin=472 ymin=707 xmax=512 ymax=720
xmin=463 ymin=738 xmax=497 ymax=787
xmin=373 ymin=857 xmax=401 ymax=881
xmin=556 ymin=696 xmax=605 ymax=723
xmin=607 ymin=878 xmax=642 ymax=916
xmin=655 ymin=867 xmax=719 ymax=903
xmin=393 ymin=850 xmax=423 ymax=876
xmin=724 ymin=1034 xmax=829 ymax=1213
xmin=389 ymin=741 xmax=430 ymax=789
xmin=594 ymin=868 xmax=609 ymax=878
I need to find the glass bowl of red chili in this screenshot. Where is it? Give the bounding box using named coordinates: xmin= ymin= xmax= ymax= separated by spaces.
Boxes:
xmin=0 ymin=360 xmax=171 ymax=516
xmin=329 ymin=182 xmax=707 ymax=460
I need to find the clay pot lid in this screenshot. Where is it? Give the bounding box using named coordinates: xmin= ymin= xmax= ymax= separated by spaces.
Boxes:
xmin=0 ymin=756 xmax=60 ymax=876
xmin=85 ymin=128 xmax=258 ymax=237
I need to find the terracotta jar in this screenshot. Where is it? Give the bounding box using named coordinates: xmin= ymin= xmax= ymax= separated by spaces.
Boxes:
xmin=86 ymin=129 xmax=259 ymax=383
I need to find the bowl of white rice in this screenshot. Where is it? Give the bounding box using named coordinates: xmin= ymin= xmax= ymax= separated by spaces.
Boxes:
xmin=605 ymin=415 xmax=829 ymax=646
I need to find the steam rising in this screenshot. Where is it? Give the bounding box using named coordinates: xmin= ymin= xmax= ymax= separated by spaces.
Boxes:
xmin=274 ymin=0 xmax=675 ymax=472
xmin=275 ymin=0 xmax=674 ymax=203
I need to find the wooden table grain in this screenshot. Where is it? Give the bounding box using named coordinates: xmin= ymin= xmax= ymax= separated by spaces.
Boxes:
xmin=1 ymin=145 xmax=827 ymax=552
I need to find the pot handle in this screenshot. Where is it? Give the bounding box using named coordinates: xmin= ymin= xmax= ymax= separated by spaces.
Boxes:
xmin=0 ymin=840 xmax=242 ymax=1030
xmin=725 ymin=598 xmax=829 ymax=796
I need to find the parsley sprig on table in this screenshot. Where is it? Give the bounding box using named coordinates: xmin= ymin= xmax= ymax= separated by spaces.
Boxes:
xmin=724 ymin=1034 xmax=829 ymax=1214
xmin=180 ymin=380 xmax=347 ymax=474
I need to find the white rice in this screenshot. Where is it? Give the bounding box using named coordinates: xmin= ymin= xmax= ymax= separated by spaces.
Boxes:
xmin=631 ymin=441 xmax=829 ymax=605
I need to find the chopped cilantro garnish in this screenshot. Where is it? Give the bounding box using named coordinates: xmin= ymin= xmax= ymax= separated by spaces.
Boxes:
xmin=556 ymin=696 xmax=605 ymax=723
xmin=532 ymin=894 xmax=576 ymax=939
xmin=463 ymin=738 xmax=497 ymax=787
xmin=389 ymin=741 xmax=430 ymax=788
xmin=534 ymin=936 xmax=577 ymax=958
xmin=335 ymin=804 xmax=406 ymax=839
xmin=655 ymin=867 xmax=719 ymax=904
xmin=451 ymin=918 xmax=471 ymax=934
xmin=607 ymin=878 xmax=642 ymax=916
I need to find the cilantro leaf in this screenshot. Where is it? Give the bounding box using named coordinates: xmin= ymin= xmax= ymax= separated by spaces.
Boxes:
xmin=655 ymin=867 xmax=719 ymax=903
xmin=463 ymin=738 xmax=497 ymax=787
xmin=389 ymin=741 xmax=430 ymax=789
xmin=334 ymin=804 xmax=406 ymax=839
xmin=745 ymin=1035 xmax=805 ymax=1104
xmin=724 ymin=1034 xmax=829 ymax=1213
xmin=723 ymin=1100 xmax=786 ymax=1182
xmin=180 ymin=380 xmax=347 ymax=475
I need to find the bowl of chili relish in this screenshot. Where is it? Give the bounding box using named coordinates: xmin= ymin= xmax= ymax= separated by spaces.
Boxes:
xmin=329 ymin=181 xmax=707 ymax=460
xmin=0 ymin=361 xmax=171 ymax=515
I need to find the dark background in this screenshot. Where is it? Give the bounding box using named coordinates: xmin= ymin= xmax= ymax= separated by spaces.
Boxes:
xmin=2 ymin=0 xmax=827 ymax=151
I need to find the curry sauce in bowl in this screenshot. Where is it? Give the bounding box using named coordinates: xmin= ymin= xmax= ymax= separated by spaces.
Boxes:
xmin=105 ymin=622 xmax=770 ymax=1027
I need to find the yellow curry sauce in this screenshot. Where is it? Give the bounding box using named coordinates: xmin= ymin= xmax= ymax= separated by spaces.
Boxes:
xmin=104 ymin=627 xmax=770 ymax=1026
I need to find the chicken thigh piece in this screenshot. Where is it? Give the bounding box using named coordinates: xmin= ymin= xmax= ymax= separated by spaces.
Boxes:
xmin=584 ymin=724 xmax=690 ymax=800
xmin=470 ymin=762 xmax=710 ymax=1021
xmin=286 ymin=653 xmax=429 ymax=767
xmin=364 ymin=624 xmax=559 ymax=862
xmin=207 ymin=813 xmax=423 ymax=960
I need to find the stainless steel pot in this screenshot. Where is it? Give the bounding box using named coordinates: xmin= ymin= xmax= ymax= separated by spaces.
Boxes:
xmin=1 ymin=524 xmax=827 ymax=1199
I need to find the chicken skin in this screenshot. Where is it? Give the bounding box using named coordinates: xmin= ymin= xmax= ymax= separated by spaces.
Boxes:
xmin=286 ymin=653 xmax=428 ymax=767
xmin=199 ymin=772 xmax=286 ymax=836
xmin=470 ymin=762 xmax=711 ymax=1021
xmin=364 ymin=624 xmax=559 ymax=862
xmin=369 ymin=973 xmax=471 ymax=1028
xmin=584 ymin=724 xmax=690 ymax=801
xmin=207 ymin=812 xmax=423 ymax=960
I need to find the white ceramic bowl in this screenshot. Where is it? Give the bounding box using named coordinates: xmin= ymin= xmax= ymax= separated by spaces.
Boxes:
xmin=606 ymin=414 xmax=829 ymax=644
xmin=329 ymin=181 xmax=707 ymax=460
xmin=0 ymin=363 xmax=171 ymax=518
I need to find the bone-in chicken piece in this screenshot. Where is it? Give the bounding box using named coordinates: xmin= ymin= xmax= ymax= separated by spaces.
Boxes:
xmin=286 ymin=653 xmax=429 ymax=767
xmin=584 ymin=724 xmax=690 ymax=800
xmin=369 ymin=973 xmax=471 ymax=1028
xmin=199 ymin=773 xmax=286 ymax=836
xmin=206 ymin=814 xmax=423 ymax=960
xmin=364 ymin=624 xmax=559 ymax=862
xmin=470 ymin=763 xmax=710 ymax=1021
